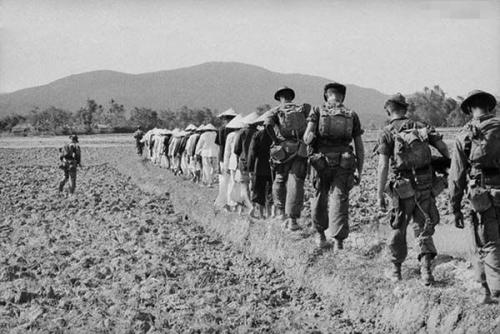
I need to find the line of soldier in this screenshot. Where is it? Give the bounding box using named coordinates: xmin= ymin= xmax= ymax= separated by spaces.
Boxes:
xmin=128 ymin=86 xmax=499 ymax=304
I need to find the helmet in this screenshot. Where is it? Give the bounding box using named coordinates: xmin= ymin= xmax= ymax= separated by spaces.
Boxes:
xmin=274 ymin=86 xmax=295 ymax=101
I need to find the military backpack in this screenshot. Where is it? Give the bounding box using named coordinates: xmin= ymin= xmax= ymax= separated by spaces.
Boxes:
xmin=276 ymin=103 xmax=308 ymax=139
xmin=390 ymin=121 xmax=432 ymax=171
xmin=467 ymin=117 xmax=500 ymax=170
xmin=317 ymin=105 xmax=354 ymax=141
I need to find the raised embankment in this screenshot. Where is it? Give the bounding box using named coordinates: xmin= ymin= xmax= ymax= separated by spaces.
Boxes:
xmin=117 ymin=159 xmax=500 ymax=333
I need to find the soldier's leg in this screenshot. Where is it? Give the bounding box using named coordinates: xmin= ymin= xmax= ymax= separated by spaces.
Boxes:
xmin=272 ymin=162 xmax=290 ymax=217
xmin=69 ymin=168 xmax=77 ymax=194
xmin=59 ymin=168 xmax=69 ymax=192
xmin=412 ymin=190 xmax=438 ymax=261
xmin=286 ymin=157 xmax=307 ymax=219
xmin=476 ymin=206 xmax=500 ymax=295
xmin=329 ymin=169 xmax=354 ymax=242
xmin=311 ymin=170 xmax=332 ymax=234
xmin=388 ymin=197 xmax=414 ymax=265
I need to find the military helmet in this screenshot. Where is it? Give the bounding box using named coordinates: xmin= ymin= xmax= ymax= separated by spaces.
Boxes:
xmin=323 ymin=82 xmax=346 ymax=101
xmin=274 ymin=86 xmax=295 ymax=101
xmin=69 ymin=134 xmax=79 ymax=143
xmin=460 ymin=90 xmax=497 ymax=114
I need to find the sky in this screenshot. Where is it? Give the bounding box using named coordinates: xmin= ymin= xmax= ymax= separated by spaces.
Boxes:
xmin=1 ymin=0 xmax=499 ymax=98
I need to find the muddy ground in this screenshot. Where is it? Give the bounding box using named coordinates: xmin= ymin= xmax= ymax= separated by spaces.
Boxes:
xmin=0 ymin=137 xmax=499 ymax=333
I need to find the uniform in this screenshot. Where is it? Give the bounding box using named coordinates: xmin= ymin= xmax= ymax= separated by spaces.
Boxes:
xmin=264 ymin=98 xmax=310 ymax=224
xmin=248 ymin=129 xmax=274 ymax=209
xmin=449 ymin=100 xmax=500 ymax=296
xmin=378 ymin=118 xmax=443 ymax=265
xmin=133 ymin=129 xmax=145 ymax=155
xmin=59 ymin=137 xmax=81 ymax=194
xmin=308 ymin=100 xmax=363 ymax=243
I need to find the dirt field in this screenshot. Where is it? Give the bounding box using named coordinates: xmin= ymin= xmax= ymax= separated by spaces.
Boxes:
xmin=0 ymin=134 xmax=499 ymax=333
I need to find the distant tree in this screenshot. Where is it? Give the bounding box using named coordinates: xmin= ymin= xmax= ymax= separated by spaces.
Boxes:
xmin=256 ymin=104 xmax=272 ymax=114
xmin=97 ymin=99 xmax=127 ymax=128
xmin=31 ymin=106 xmax=73 ymax=132
xmin=75 ymin=99 xmax=101 ymax=133
xmin=0 ymin=114 xmax=27 ymax=132
xmin=129 ymin=107 xmax=160 ymax=130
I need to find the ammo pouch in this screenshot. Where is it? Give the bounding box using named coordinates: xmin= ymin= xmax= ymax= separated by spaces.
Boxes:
xmin=414 ymin=170 xmax=433 ymax=191
xmin=468 ymin=186 xmax=492 ymax=213
xmin=270 ymin=145 xmax=287 ymax=163
xmin=431 ymin=176 xmax=447 ymax=197
xmin=309 ymin=153 xmax=328 ymax=173
xmin=393 ymin=178 xmax=416 ymax=199
xmin=339 ymin=151 xmax=356 ymax=170
xmin=490 ymin=188 xmax=500 ymax=207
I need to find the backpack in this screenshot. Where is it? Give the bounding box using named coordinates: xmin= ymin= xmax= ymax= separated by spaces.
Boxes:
xmin=318 ymin=105 xmax=354 ymax=141
xmin=390 ymin=121 xmax=432 ymax=171
xmin=277 ymin=103 xmax=308 ymax=139
xmin=468 ymin=117 xmax=500 ymax=170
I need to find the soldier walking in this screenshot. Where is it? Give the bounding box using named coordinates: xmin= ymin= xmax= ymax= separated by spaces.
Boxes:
xmin=376 ymin=93 xmax=450 ymax=285
xmin=58 ymin=134 xmax=82 ymax=194
xmin=449 ymin=90 xmax=500 ymax=303
xmin=304 ymin=83 xmax=365 ymax=250
xmin=133 ymin=126 xmax=145 ymax=156
xmin=264 ymin=87 xmax=310 ymax=231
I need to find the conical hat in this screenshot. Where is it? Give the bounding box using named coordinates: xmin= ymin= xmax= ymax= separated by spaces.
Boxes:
xmin=196 ymin=125 xmax=205 ymax=131
xmin=204 ymin=123 xmax=217 ymax=131
xmin=242 ymin=111 xmax=261 ymax=125
xmin=185 ymin=124 xmax=196 ymax=131
xmin=255 ymin=110 xmax=272 ymax=124
xmin=226 ymin=114 xmax=245 ymax=129
xmin=218 ymin=108 xmax=238 ymax=118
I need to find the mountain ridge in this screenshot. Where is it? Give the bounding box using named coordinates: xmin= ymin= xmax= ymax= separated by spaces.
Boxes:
xmin=0 ymin=62 xmax=389 ymax=126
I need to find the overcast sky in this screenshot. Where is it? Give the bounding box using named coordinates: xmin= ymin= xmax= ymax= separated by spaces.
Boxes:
xmin=1 ymin=0 xmax=499 ymax=97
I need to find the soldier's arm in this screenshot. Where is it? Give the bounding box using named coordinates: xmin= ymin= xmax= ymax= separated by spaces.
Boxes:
xmin=303 ymin=106 xmax=318 ymax=145
xmin=449 ymin=137 xmax=468 ymax=214
xmin=433 ymin=140 xmax=450 ymax=159
xmin=377 ymin=154 xmax=390 ymax=204
xmin=352 ymin=112 xmax=365 ymax=174
xmin=353 ymin=135 xmax=365 ymax=175
xmin=264 ymin=108 xmax=280 ymax=145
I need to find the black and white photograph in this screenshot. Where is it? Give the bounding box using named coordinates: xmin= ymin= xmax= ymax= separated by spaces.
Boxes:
xmin=0 ymin=0 xmax=499 ymax=332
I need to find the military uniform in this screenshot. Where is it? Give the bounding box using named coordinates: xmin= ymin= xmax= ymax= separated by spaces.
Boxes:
xmin=59 ymin=136 xmax=81 ymax=194
xmin=378 ymin=118 xmax=443 ymax=265
xmin=449 ymin=90 xmax=500 ymax=296
xmin=308 ymin=101 xmax=363 ymax=244
xmin=133 ymin=129 xmax=145 ymax=155
xmin=264 ymin=87 xmax=310 ymax=226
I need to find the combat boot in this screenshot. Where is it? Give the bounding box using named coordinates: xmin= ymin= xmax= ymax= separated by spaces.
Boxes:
xmin=287 ymin=218 xmax=301 ymax=231
xmin=420 ymin=254 xmax=434 ymax=286
xmin=315 ymin=232 xmax=331 ymax=249
xmin=334 ymin=238 xmax=344 ymax=251
xmin=385 ymin=263 xmax=402 ymax=282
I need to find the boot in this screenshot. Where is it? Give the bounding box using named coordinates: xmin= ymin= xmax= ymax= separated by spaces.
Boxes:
xmin=385 ymin=263 xmax=402 ymax=282
xmin=315 ymin=232 xmax=331 ymax=249
xmin=334 ymin=238 xmax=344 ymax=251
xmin=479 ymin=283 xmax=497 ymax=304
xmin=420 ymin=254 xmax=434 ymax=286
xmin=287 ymin=218 xmax=301 ymax=231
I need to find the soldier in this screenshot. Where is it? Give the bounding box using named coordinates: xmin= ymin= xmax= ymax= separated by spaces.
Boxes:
xmin=377 ymin=93 xmax=450 ymax=285
xmin=133 ymin=126 xmax=145 ymax=156
xmin=304 ymin=83 xmax=365 ymax=250
xmin=449 ymin=90 xmax=500 ymax=304
xmin=264 ymin=87 xmax=310 ymax=231
xmin=58 ymin=134 xmax=82 ymax=194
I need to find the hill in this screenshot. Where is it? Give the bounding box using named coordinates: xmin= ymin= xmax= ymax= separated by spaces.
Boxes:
xmin=0 ymin=62 xmax=389 ymax=126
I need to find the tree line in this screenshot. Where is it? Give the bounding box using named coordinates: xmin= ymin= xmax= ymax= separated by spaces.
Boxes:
xmin=0 ymin=99 xmax=226 ymax=135
xmin=0 ymin=86 xmax=498 ymax=134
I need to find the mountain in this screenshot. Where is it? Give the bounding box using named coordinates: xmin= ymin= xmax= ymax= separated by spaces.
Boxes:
xmin=0 ymin=62 xmax=389 ymax=126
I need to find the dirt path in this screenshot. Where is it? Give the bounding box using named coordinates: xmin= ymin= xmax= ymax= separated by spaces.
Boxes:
xmin=0 ymin=152 xmax=378 ymax=333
